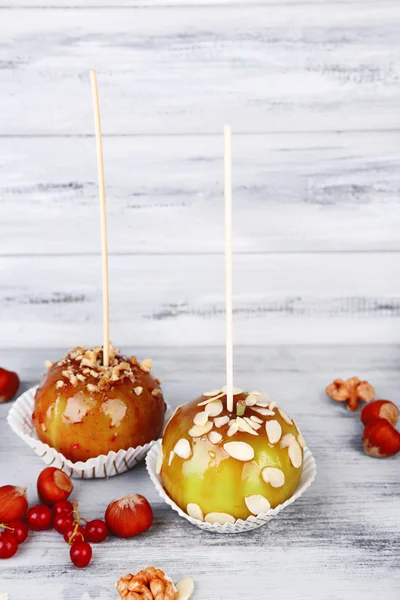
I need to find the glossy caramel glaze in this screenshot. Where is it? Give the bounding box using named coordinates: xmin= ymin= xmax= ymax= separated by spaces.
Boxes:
xmin=33 ymin=353 xmax=165 ymax=463
xmin=161 ymin=391 xmax=304 ymax=521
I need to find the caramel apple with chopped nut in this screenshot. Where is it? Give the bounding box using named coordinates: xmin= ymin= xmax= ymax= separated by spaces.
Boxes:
xmin=159 ymin=387 xmax=306 ymax=523
xmin=32 ymin=344 xmax=165 ymax=463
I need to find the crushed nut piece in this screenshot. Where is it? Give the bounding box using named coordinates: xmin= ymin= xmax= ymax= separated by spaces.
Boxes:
xmin=76 ymin=373 xmax=86 ymax=382
xmin=130 ymin=356 xmax=137 ymax=365
xmin=44 ymin=360 xmax=54 ymax=370
xmin=55 ymin=380 xmax=65 ymax=389
xmin=152 ymin=388 xmax=163 ymax=397
xmin=134 ymin=386 xmax=143 ymax=396
xmin=326 ymin=377 xmax=375 ymax=412
xmin=87 ymin=383 xmax=98 ymax=393
xmin=140 ymin=358 xmax=153 ymax=373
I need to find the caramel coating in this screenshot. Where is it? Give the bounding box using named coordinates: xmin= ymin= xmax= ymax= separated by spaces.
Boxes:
xmin=160 ymin=392 xmax=304 ymax=521
xmin=33 ymin=356 xmax=165 ymax=463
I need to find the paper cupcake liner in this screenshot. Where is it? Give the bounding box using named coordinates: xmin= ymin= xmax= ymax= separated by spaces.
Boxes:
xmin=146 ymin=440 xmax=316 ymax=534
xmin=7 ymin=386 xmax=173 ymax=479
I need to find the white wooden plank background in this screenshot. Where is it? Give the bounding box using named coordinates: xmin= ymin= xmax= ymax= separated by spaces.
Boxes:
xmin=1 ymin=346 xmax=399 ymax=600
xmin=1 ymin=253 xmax=400 ymax=347
xmin=1 ymin=4 xmax=400 ymax=134
xmin=2 ymin=132 xmax=400 ymax=255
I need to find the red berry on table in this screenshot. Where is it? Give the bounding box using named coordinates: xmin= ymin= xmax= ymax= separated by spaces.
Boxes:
xmin=0 ymin=367 xmax=19 ymax=403
xmin=84 ymin=519 xmax=108 ymax=543
xmin=64 ymin=524 xmax=85 ymax=544
xmin=7 ymin=520 xmax=29 ymax=544
xmin=53 ymin=500 xmax=74 ymax=517
xmin=0 ymin=532 xmax=18 ymax=559
xmin=26 ymin=504 xmax=53 ymax=531
xmin=70 ymin=541 xmax=92 ymax=568
xmin=53 ymin=514 xmax=74 ymax=535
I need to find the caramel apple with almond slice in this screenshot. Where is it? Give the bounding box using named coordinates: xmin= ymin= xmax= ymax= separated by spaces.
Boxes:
xmin=32 ymin=344 xmax=165 ymax=463
xmin=159 ymin=387 xmax=306 ymax=523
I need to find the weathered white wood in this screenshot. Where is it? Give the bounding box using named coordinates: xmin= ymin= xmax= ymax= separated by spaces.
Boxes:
xmin=2 ymin=132 xmax=400 ymax=254
xmin=1 ymin=345 xmax=399 ymax=599
xmin=1 ymin=252 xmax=400 ymax=347
xmin=1 ymin=4 xmax=400 ymax=134
xmin=1 ymin=0 xmax=383 ymax=6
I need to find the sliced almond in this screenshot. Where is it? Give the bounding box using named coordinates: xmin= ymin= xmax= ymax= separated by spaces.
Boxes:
xmin=204 ymin=512 xmax=235 ymax=525
xmin=265 ymin=420 xmax=282 ymax=444
xmin=193 ymin=411 xmax=209 ymax=426
xmin=262 ymin=467 xmax=285 ymax=488
xmin=288 ymin=439 xmax=303 ymax=468
xmin=244 ymin=417 xmax=262 ymax=430
xmin=250 ymin=415 xmax=263 ymax=424
xmin=250 ymin=407 xmax=275 ymax=416
xmin=237 ymin=416 xmax=258 ymax=436
xmin=269 ymin=401 xmax=277 ymax=410
xmin=221 ymin=385 xmax=243 ymax=395
xmin=188 ymin=422 xmax=213 ymax=438
xmin=174 ymin=438 xmax=192 ymax=460
xmin=168 ymin=451 xmax=175 ymax=466
xmin=248 ymin=390 xmax=261 ymax=396
xmin=208 ymin=431 xmax=222 ymax=444
xmin=223 ymin=441 xmax=255 ymax=461
xmin=245 ymin=494 xmax=271 ymax=516
xmin=227 ymin=421 xmax=239 ymax=437
xmin=176 ymin=576 xmax=195 ymax=600
xmin=214 ymin=415 xmax=230 ymax=428
xmin=187 ymin=503 xmax=204 ymax=522
xmin=278 ymin=408 xmax=293 ymax=425
xmin=206 ymin=399 xmax=223 ymax=417
xmin=245 ymin=394 xmax=258 ymax=407
xmin=297 ymin=432 xmax=306 ymax=449
xmin=156 ymin=447 xmax=163 ymax=475
xmin=198 ymin=392 xmax=225 ymax=407
xmin=203 ymin=389 xmax=222 ymax=397
xmin=280 ymin=433 xmax=296 ymax=448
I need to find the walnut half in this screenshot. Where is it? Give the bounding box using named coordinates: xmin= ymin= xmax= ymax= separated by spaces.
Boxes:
xmin=116 ymin=567 xmax=177 ymax=600
xmin=326 ymin=377 xmax=375 ymax=412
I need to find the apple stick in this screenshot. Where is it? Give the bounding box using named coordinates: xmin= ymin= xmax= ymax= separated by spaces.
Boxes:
xmin=224 ymin=125 xmax=234 ymax=413
xmin=90 ymin=70 xmax=110 ymax=367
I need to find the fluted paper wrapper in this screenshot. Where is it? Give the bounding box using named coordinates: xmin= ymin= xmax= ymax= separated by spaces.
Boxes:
xmin=7 ymin=386 xmax=173 ymax=479
xmin=146 ymin=440 xmax=316 ymax=534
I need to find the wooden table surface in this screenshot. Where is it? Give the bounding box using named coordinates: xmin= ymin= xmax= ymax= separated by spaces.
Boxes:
xmin=1 ymin=345 xmax=399 ymax=600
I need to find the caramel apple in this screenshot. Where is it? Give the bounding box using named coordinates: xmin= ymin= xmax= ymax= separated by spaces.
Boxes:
xmin=33 ymin=344 xmax=165 ymax=463
xmin=159 ymin=387 xmax=306 ymax=523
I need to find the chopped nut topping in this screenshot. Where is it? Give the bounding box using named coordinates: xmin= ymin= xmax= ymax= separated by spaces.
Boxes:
xmin=44 ymin=360 xmax=54 ymax=370
xmin=49 ymin=344 xmax=156 ymax=392
xmin=87 ymin=383 xmax=98 ymax=393
xmin=156 ymin=377 xmax=162 ymax=385
xmin=140 ymin=358 xmax=153 ymax=373
xmin=55 ymin=380 xmax=65 ymax=389
xmin=152 ymin=388 xmax=163 ymax=397
xmin=134 ymin=386 xmax=143 ymax=396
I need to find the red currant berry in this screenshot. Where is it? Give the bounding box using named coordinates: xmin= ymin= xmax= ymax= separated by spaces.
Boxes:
xmin=26 ymin=504 xmax=53 ymax=531
xmin=52 ymin=500 xmax=74 ymax=517
xmin=63 ymin=524 xmax=85 ymax=544
xmin=7 ymin=520 xmax=29 ymax=544
xmin=53 ymin=514 xmax=74 ymax=535
xmin=0 ymin=532 xmax=18 ymax=559
xmin=84 ymin=519 xmax=108 ymax=543
xmin=70 ymin=540 xmax=92 ymax=568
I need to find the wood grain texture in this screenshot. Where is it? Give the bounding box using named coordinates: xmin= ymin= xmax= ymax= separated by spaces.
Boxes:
xmin=1 ymin=3 xmax=400 ymax=134
xmin=2 ymin=132 xmax=400 ymax=255
xmin=1 ymin=252 xmax=400 ymax=347
xmin=0 ymin=345 xmax=399 ymax=599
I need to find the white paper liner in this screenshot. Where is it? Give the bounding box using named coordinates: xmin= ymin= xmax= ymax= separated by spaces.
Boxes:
xmin=146 ymin=440 xmax=316 ymax=534
xmin=7 ymin=386 xmax=173 ymax=479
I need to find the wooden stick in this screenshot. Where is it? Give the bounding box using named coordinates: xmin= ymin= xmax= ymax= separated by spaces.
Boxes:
xmin=90 ymin=70 xmax=110 ymax=367
xmin=224 ymin=125 xmax=234 ymax=413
